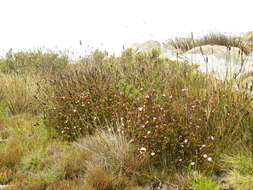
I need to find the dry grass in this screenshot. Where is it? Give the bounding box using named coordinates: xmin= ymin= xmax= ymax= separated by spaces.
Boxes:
xmin=0 ymin=73 xmax=41 ymax=115
xmin=75 ymin=130 xmax=147 ymax=177
xmin=169 ymin=32 xmax=252 ymax=55
xmin=46 ymin=180 xmax=82 ymax=190
xmin=84 ymin=166 xmax=128 ymax=190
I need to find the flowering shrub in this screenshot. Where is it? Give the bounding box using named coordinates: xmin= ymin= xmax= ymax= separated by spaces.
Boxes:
xmin=41 ymin=50 xmax=253 ymax=169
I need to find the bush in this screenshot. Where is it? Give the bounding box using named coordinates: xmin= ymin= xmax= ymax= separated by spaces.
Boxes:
xmin=0 ymin=49 xmax=68 ymax=75
xmin=40 ymin=50 xmax=253 ymax=170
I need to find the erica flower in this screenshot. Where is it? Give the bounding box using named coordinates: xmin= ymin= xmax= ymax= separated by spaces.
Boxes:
xmin=140 ymin=147 xmax=147 ymax=152
xmin=138 ymin=107 xmax=144 ymax=111
xmin=191 ymin=162 xmax=195 ymax=166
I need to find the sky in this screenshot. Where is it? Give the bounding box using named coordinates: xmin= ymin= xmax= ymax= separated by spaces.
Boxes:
xmin=0 ymin=0 xmax=252 ymax=57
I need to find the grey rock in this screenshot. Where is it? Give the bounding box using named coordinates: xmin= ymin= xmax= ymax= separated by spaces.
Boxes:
xmin=182 ymin=45 xmax=252 ymax=81
xmin=129 ymin=40 xmax=161 ymax=52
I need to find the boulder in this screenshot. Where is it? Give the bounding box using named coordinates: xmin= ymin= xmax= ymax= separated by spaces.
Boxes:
xmin=129 ymin=40 xmax=161 ymax=52
xmin=129 ymin=40 xmax=182 ymax=61
xmin=159 ymin=43 xmax=184 ymax=61
xmin=182 ymin=45 xmax=251 ymax=80
xmin=128 ymin=39 xmax=253 ymax=82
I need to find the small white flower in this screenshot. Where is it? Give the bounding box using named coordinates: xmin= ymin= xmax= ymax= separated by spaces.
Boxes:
xmin=207 ymin=157 xmax=213 ymax=162
xmin=140 ymin=147 xmax=147 ymax=152
xmin=147 ymin=131 xmax=151 ymax=134
xmin=201 ymin=144 xmax=206 ymax=148
xmin=153 ymin=117 xmax=157 ymax=120
xmin=73 ymin=109 xmax=77 ymax=113
xmin=203 ymin=154 xmax=208 ymax=158
xmin=210 ymin=136 xmax=214 ymax=140
xmin=141 ymin=125 xmax=145 ymax=128
xmin=179 ymin=159 xmax=183 ymax=162
xmin=184 ymin=139 xmax=188 ymax=143
xmin=138 ymin=107 xmax=144 ymax=111
xmin=145 ymin=95 xmax=150 ymax=99
xmin=191 ymin=162 xmax=195 ymax=166
xmin=151 ymin=152 xmax=155 ymax=156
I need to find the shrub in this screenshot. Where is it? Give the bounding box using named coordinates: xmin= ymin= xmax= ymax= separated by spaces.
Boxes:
xmin=41 ymin=50 xmax=253 ymax=170
xmin=0 ymin=49 xmax=68 ymax=75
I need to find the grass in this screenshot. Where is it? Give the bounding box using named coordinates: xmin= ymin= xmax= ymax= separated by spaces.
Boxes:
xmin=219 ymin=148 xmax=253 ymax=189
xmin=0 ymin=33 xmax=252 ymax=189
xmin=189 ymin=172 xmax=220 ymax=190
xmin=169 ymin=32 xmax=253 ymax=55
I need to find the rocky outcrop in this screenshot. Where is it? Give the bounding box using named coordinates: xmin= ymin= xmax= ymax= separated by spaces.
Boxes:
xmin=128 ymin=33 xmax=253 ymax=82
xmin=129 ymin=40 xmax=161 ymax=52
xmin=129 ymin=40 xmax=182 ymax=61
xmin=182 ymin=45 xmax=251 ymax=80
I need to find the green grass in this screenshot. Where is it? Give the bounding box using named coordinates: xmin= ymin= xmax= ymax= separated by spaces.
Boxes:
xmin=189 ymin=172 xmax=220 ymax=190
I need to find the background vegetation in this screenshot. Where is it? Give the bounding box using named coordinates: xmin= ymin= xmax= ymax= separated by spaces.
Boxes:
xmin=0 ymin=34 xmax=253 ymax=189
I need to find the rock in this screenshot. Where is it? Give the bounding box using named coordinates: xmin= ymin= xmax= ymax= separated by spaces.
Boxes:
xmin=129 ymin=40 xmax=161 ymax=52
xmin=182 ymin=45 xmax=251 ymax=80
xmin=129 ymin=40 xmax=183 ymax=61
xmin=128 ymin=38 xmax=253 ymax=83
xmin=159 ymin=43 xmax=183 ymax=61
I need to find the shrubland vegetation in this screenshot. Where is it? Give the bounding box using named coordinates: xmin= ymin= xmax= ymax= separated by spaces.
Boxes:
xmin=0 ymin=36 xmax=252 ymax=189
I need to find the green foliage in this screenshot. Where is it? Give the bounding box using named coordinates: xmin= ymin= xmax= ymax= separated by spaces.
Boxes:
xmin=0 ymin=49 xmax=68 ymax=75
xmin=189 ymin=172 xmax=220 ymax=190
xmin=219 ymin=148 xmax=253 ymax=189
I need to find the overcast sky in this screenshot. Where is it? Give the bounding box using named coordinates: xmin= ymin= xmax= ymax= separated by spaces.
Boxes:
xmin=0 ymin=0 xmax=252 ymax=56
